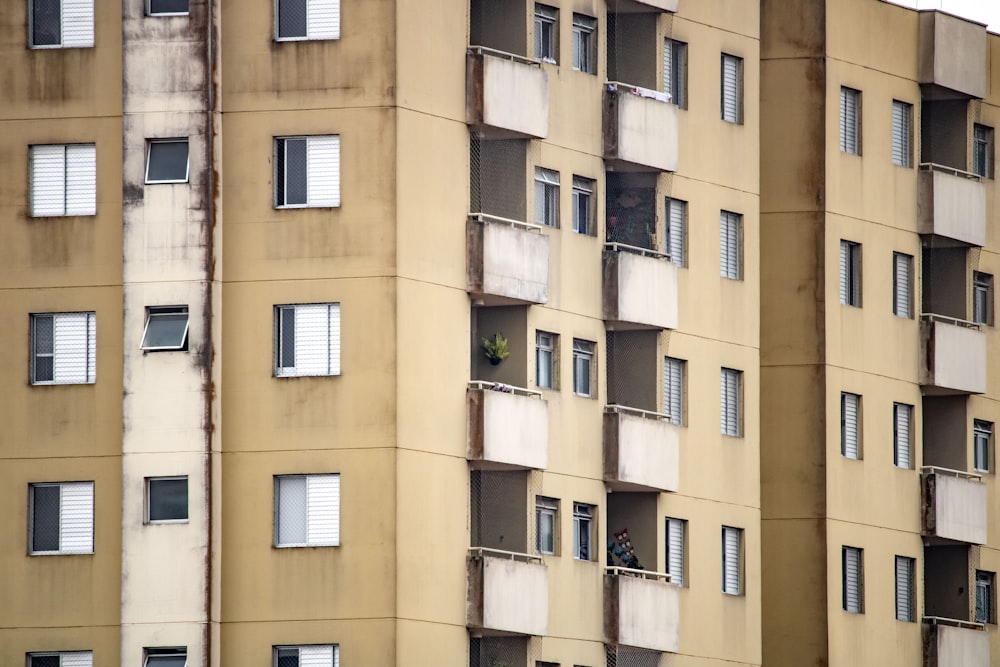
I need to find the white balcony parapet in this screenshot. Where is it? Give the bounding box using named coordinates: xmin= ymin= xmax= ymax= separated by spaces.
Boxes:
xmin=922 ymin=467 xmax=987 ymax=545
xmin=603 ymin=83 xmax=678 ymax=172
xmin=468 ymin=214 xmax=549 ymax=305
xmin=919 ymin=315 xmax=986 ymax=394
xmin=923 ymin=617 xmax=989 ymax=667
xmin=603 ymin=244 xmax=678 ymax=330
xmin=604 ymin=406 xmax=679 ymax=492
xmin=468 ymin=382 xmax=548 ymax=470
xmin=604 ymin=566 xmax=679 ymax=653
xmin=918 ymin=164 xmax=985 ymax=247
xmin=468 ymin=548 xmax=548 ymax=636
xmin=467 ymin=47 xmax=549 ymax=139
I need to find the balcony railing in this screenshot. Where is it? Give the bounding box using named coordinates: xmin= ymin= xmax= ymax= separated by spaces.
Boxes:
xmin=467 ymin=47 xmax=548 ymax=139
xmin=467 ymin=213 xmax=549 ymax=305
xmin=603 ymin=83 xmax=678 ymax=172
xmin=917 ymin=164 xmax=985 ymax=246
xmin=919 ymin=314 xmax=986 ymax=394
xmin=922 ymin=466 xmax=987 ymax=544
xmin=468 ymin=547 xmax=548 ymax=636
xmin=603 ymin=243 xmax=678 ymax=330
xmin=468 ymin=381 xmax=548 ymax=469
xmin=604 ymin=405 xmax=679 ymax=492
xmin=604 ymin=566 xmax=679 ymax=653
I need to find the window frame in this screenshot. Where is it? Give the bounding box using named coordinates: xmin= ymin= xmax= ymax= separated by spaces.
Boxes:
xmin=974 ymin=419 xmax=992 ymax=474
xmin=29 ymin=0 xmax=94 ymax=49
xmin=534 ymin=167 xmax=560 ymax=228
xmin=664 ymin=39 xmax=687 ymax=109
xmin=665 ymin=197 xmax=686 ymax=267
xmin=841 ymin=392 xmax=862 ymax=460
xmin=30 ymin=311 xmax=97 ymax=385
xmin=974 ymin=124 xmax=994 ymax=179
xmin=143 ymin=648 xmax=187 ymax=667
xmin=720 ymin=210 xmax=741 ymax=280
xmin=893 ymin=403 xmax=912 ymax=470
xmin=28 ymin=481 xmax=95 ymax=556
xmin=145 ymin=476 xmax=189 ymax=525
xmin=840 ymin=240 xmax=862 ymax=307
xmin=274 ymin=0 xmax=340 ymax=41
xmin=535 ymin=331 xmax=557 ymax=390
xmin=721 ymin=525 xmax=742 ymax=595
xmin=891 ymin=100 xmax=913 ymax=168
xmin=973 ymin=272 xmax=993 ymax=326
xmin=273 ymin=644 xmax=340 ymax=667
xmin=534 ymin=4 xmax=558 ymax=64
xmin=892 ymin=252 xmax=912 ymax=318
xmin=572 ymin=339 xmax=595 ymax=398
xmin=840 ymin=87 xmax=862 ymax=155
xmin=571 ymin=14 xmax=596 ymax=74
xmin=535 ymin=496 xmax=558 ymax=556
xmin=976 ymin=570 xmax=995 ymax=624
xmin=27 ymin=652 xmax=94 ymax=667
xmin=572 ymin=502 xmax=594 ymax=561
xmin=895 ymin=555 xmax=915 ymax=622
xmin=720 ymin=367 xmax=742 ymax=437
xmin=29 ymin=143 xmax=98 ymax=217
xmin=842 ymin=545 xmax=864 ymax=613
xmin=146 ymin=0 xmax=190 ymax=16
xmin=145 ymin=139 xmax=190 ymax=184
xmin=273 ymin=303 xmax=342 ymax=378
xmin=273 ymin=473 xmax=341 ymax=548
xmin=571 ymin=176 xmax=594 ymax=235
xmin=664 ymin=356 xmax=685 ymax=426
xmin=665 ymin=517 xmax=686 ymax=587
xmin=273 ymin=135 xmax=341 ymax=209
xmin=140 ymin=306 xmax=190 ymax=352
xmin=720 ymin=53 xmax=743 ymax=124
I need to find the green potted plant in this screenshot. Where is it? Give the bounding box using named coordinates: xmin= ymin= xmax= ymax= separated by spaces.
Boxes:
xmin=481 ymin=332 xmax=510 ymax=366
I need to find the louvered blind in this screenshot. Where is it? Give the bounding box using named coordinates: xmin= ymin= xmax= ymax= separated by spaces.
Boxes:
xmin=663 ymin=40 xmax=673 ymax=102
xmin=840 ymin=241 xmax=859 ymax=305
xmin=306 ymin=474 xmax=340 ymax=546
xmin=59 ymin=653 xmax=94 ymax=667
xmin=839 ymin=241 xmax=849 ymax=303
xmin=842 ymin=393 xmax=860 ymax=459
xmin=276 ymin=303 xmax=340 ymax=377
xmin=666 ymin=518 xmax=685 ymax=586
xmin=306 ymin=0 xmax=340 ymax=40
xmin=30 ymin=145 xmax=67 ymax=216
xmin=65 ymin=144 xmax=96 ymax=215
xmin=891 ymin=101 xmax=911 ymax=167
xmin=62 ymin=0 xmax=94 ymax=47
xmin=722 ymin=527 xmax=740 ymax=594
xmin=840 ymin=87 xmax=860 ymax=154
xmin=895 ymin=556 xmax=913 ymax=621
xmin=721 ymin=55 xmax=740 ymax=122
xmin=721 ymin=368 xmax=740 ymax=436
xmin=60 ymin=482 xmax=94 ymax=554
xmin=720 ymin=211 xmax=740 ymax=279
xmin=663 ymin=357 xmax=683 ymax=426
xmin=844 ymin=547 xmax=862 ymax=612
xmin=299 ymin=645 xmax=338 ymax=667
xmin=50 ymin=312 xmax=96 ymax=384
xmin=894 ymin=403 xmax=911 ymax=469
xmin=306 ymin=135 xmax=340 ymax=207
xmin=666 ymin=198 xmax=685 ymax=266
xmin=893 ymin=253 xmax=911 ymax=317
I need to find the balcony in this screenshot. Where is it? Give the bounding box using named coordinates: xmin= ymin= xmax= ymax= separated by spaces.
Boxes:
xmin=603 ymin=83 xmax=678 ymax=172
xmin=918 ymin=11 xmax=986 ymax=99
xmin=917 ymin=165 xmax=985 ymax=246
xmin=467 ymin=47 xmax=548 ymax=139
xmin=621 ymin=0 xmax=678 ymax=11
xmin=468 ymin=382 xmax=548 ymax=470
xmin=468 ymin=214 xmax=549 ymax=305
xmin=922 ymin=467 xmax=987 ymax=545
xmin=468 ymin=548 xmax=548 ymax=636
xmin=603 ymin=244 xmax=678 ymax=330
xmin=604 ymin=568 xmax=679 ymax=653
xmin=923 ymin=618 xmax=989 ymax=667
xmin=603 ymin=406 xmax=679 ymax=492
xmin=919 ymin=315 xmax=986 ymax=395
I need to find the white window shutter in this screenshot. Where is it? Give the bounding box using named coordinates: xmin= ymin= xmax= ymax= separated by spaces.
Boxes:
xmin=666 ymin=518 xmax=684 ymax=586
xmin=328 ymin=303 xmax=341 ymax=375
xmin=841 ymin=88 xmax=858 ymax=154
xmin=892 ymin=102 xmax=908 ymax=166
xmin=65 ymin=144 xmax=97 ymax=215
xmin=663 ymin=358 xmax=683 ymax=426
xmin=306 ymin=474 xmax=340 ymax=546
xmin=723 ymin=527 xmax=740 ymax=594
xmin=53 ymin=313 xmax=95 ymax=384
xmin=895 ymin=556 xmax=912 ymax=621
xmin=86 ymin=312 xmax=96 ymax=382
xmin=895 ymin=404 xmax=911 ymax=469
xmin=306 ymin=135 xmax=340 ymax=207
xmin=306 ymin=0 xmax=340 ymax=40
xmin=663 ymin=40 xmax=673 ymax=99
xmin=277 ymin=476 xmax=307 ymax=545
xmin=60 ymin=482 xmax=94 ymax=554
xmin=722 ymin=55 xmax=739 ymax=122
xmin=844 ymin=547 xmax=861 ymax=612
xmin=839 ymin=241 xmax=849 ymax=304
xmin=721 ymin=369 xmax=739 ymax=436
xmin=667 ymin=199 xmax=685 ymax=266
xmin=294 ymin=304 xmax=332 ymax=375
xmin=300 ymin=645 xmax=335 ymax=667
xmin=720 ymin=212 xmax=739 ymax=279
xmin=60 ymin=652 xmax=94 ymax=667
xmin=62 ymin=0 xmax=95 ymax=47
xmin=842 ymin=393 xmax=859 ymax=459
xmin=31 ymin=145 xmax=67 ymax=217
xmin=894 ymin=253 xmax=910 ymax=317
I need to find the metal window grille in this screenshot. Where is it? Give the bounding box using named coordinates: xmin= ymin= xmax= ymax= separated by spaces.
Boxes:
xmin=470 ymin=636 xmax=530 ymax=667
xmin=274 ymin=645 xmax=340 ymax=667
xmin=664 ymin=39 xmax=687 ymax=107
xmin=572 ymin=339 xmax=594 ymax=397
xmin=722 ymin=526 xmax=741 ymax=595
xmin=895 ymin=555 xmax=915 ymax=622
xmin=274 ymin=136 xmax=340 ymax=208
xmin=470 ymin=136 xmax=528 ymax=221
xmin=974 ymin=420 xmax=992 ymax=473
xmin=274 ymin=474 xmax=340 ymax=547
xmin=721 ymin=54 xmax=742 ymax=123
xmin=665 ymin=517 xmax=685 ymax=586
xmin=276 ymin=0 xmax=340 ymax=40
xmin=973 ymin=124 xmax=993 ymax=179
xmin=841 ymin=392 xmax=861 ymax=459
xmin=720 ymin=368 xmax=741 ymax=436
xmin=30 ymin=144 xmax=97 ymax=217
xmin=573 ymin=502 xmax=593 ymax=560
xmin=534 ymin=4 xmax=557 ymax=63
xmin=30 ymin=481 xmax=94 ymax=555
xmin=665 ymin=198 xmax=686 ymax=267
xmin=274 ymin=303 xmax=341 ymax=377
xmin=535 ymin=331 xmax=555 ymax=389
xmin=839 ymin=240 xmax=861 ymax=306
xmin=605 ymin=645 xmax=660 ymax=667
xmin=893 ymin=403 xmax=911 ymax=469
xmin=840 ymin=87 xmax=861 ymax=155
xmin=663 ymin=357 xmax=684 ymax=426
xmin=843 ymin=546 xmax=863 ymax=613
xmin=572 ymin=177 xmax=594 ymax=235
xmin=145 ymin=140 xmax=190 ymax=183
xmin=31 ymin=0 xmax=94 ymax=48
xmin=534 ymin=167 xmax=560 ymax=228
xmin=29 ymin=653 xmax=94 ymax=667
xmin=720 ymin=211 xmax=740 ymax=279
xmin=572 ymin=14 xmax=596 ymax=74
xmin=891 ymin=101 xmax=912 ymax=167
xmin=31 ymin=312 xmax=96 ymax=385
xmin=470 ymin=470 xmax=531 ymax=553
xmin=606 ymin=173 xmax=657 ymax=250
xmin=893 ymin=252 xmax=912 ymax=318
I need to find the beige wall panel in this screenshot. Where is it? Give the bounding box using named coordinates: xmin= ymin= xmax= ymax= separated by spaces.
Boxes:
xmin=220 ymin=449 xmax=395 ymax=622
xmin=220 ymin=618 xmax=394 ymax=666
xmin=0 ymin=458 xmax=121 ymax=629
xmin=220 ymin=0 xmax=395 ymax=112
xmin=220 ymin=278 xmax=396 ymax=452
xmin=826 ymin=0 xmax=919 ymax=82
xmin=221 ymin=108 xmax=397 ymax=282
xmin=1 ymin=628 xmax=119 ymax=667
xmin=396 ymin=619 xmax=469 ymax=666
xmin=0 ymin=119 xmax=123 ymax=289
xmin=543 ymin=65 xmax=604 ymax=158
xmin=678 ymin=0 xmax=759 ymax=42
xmin=394 ymin=0 xmax=467 ymax=122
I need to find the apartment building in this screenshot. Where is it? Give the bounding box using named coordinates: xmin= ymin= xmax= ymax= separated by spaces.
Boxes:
xmin=761 ymin=0 xmax=999 ymax=665
xmin=0 ymin=0 xmax=762 ymax=666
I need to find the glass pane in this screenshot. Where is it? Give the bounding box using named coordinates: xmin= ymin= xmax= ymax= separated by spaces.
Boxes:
xmin=279 ymin=308 xmax=296 ymax=368
xmin=146 ymin=656 xmax=187 ymax=667
xmin=149 ymin=478 xmax=189 ymax=521
xmin=30 ymin=657 xmax=60 ymax=667
xmin=276 ymin=648 xmax=299 ymax=667
xmin=142 ymin=312 xmax=189 ymax=349
xmin=283 ymin=139 xmax=308 ymax=205
xmin=32 ymin=485 xmax=60 ymax=552
xmin=32 ymin=0 xmax=61 ymax=46
xmin=150 ymin=0 xmax=189 ymax=13
xmin=147 ymin=141 xmax=190 ymax=182
xmin=538 ymin=512 xmax=554 ymax=553
xmin=34 ymin=315 xmax=54 ymax=355
xmin=277 ymin=0 xmax=307 ymax=38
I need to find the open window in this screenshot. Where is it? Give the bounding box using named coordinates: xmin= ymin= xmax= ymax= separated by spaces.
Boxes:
xmin=140 ymin=306 xmax=190 ymax=352
xmin=145 ymin=139 xmax=190 ymax=184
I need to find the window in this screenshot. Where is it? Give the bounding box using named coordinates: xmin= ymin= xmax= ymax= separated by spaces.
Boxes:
xmin=665 ymin=198 xmax=686 ymax=267
xmin=974 ymin=420 xmax=992 ymax=473
xmin=275 ymin=645 xmax=340 ymax=667
xmin=893 ymin=403 xmax=912 ymax=469
xmin=892 ymin=253 xmax=912 ymax=318
xmin=275 ymin=0 xmax=340 ymax=40
xmin=665 ymin=517 xmax=686 ymax=586
xmin=572 ymin=339 xmax=594 ymax=397
xmin=534 ymin=168 xmax=560 ymax=228
xmin=841 ymin=392 xmax=861 ymax=459
xmin=572 ymin=14 xmax=596 ymax=74
xmin=720 ymin=368 xmax=741 ymax=437
xmin=974 ymin=124 xmax=993 ymax=179
xmin=572 ymin=502 xmax=593 ymax=560
xmin=535 ymin=497 xmax=558 ymax=555
xmin=840 ymin=87 xmax=861 ymax=155
xmin=274 ymin=136 xmax=341 ymax=208
xmin=973 ymin=272 xmax=993 ymax=325
xmin=976 ymin=571 xmax=995 ymax=624
xmin=146 ymin=477 xmax=189 ymax=523
xmin=720 ymin=211 xmax=741 ymax=280
xmin=664 ymin=39 xmax=687 ymax=108
xmin=30 ymin=312 xmax=96 ymax=385
xmin=30 ymin=0 xmax=94 ymax=48
xmin=891 ymin=101 xmax=912 ymax=167
xmin=140 ymin=306 xmax=189 ymax=351
xmin=536 ymin=331 xmax=557 ymax=390
xmin=534 ymin=4 xmax=557 ymax=63
xmin=663 ymin=357 xmax=685 ymax=426
xmin=721 ymin=526 xmax=742 ymax=595
xmin=274 ymin=303 xmax=341 ymax=377
xmin=720 ymin=54 xmax=742 ymax=123
xmin=842 ymin=546 xmax=864 ymax=613
xmin=144 ymin=649 xmax=187 ymax=667
xmin=839 ymin=240 xmax=861 ymax=307
xmin=147 ymin=0 xmax=189 ymax=15
xmin=27 ymin=653 xmax=93 ymax=667
xmin=29 ymin=144 xmax=96 ymax=217
xmin=274 ymin=474 xmax=341 ymax=547
xmin=572 ymin=177 xmax=594 ymax=235
xmin=895 ymin=556 xmax=915 ymax=622
xmin=145 ymin=140 xmax=190 ymax=184
xmin=29 ymin=481 xmax=94 ymax=555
